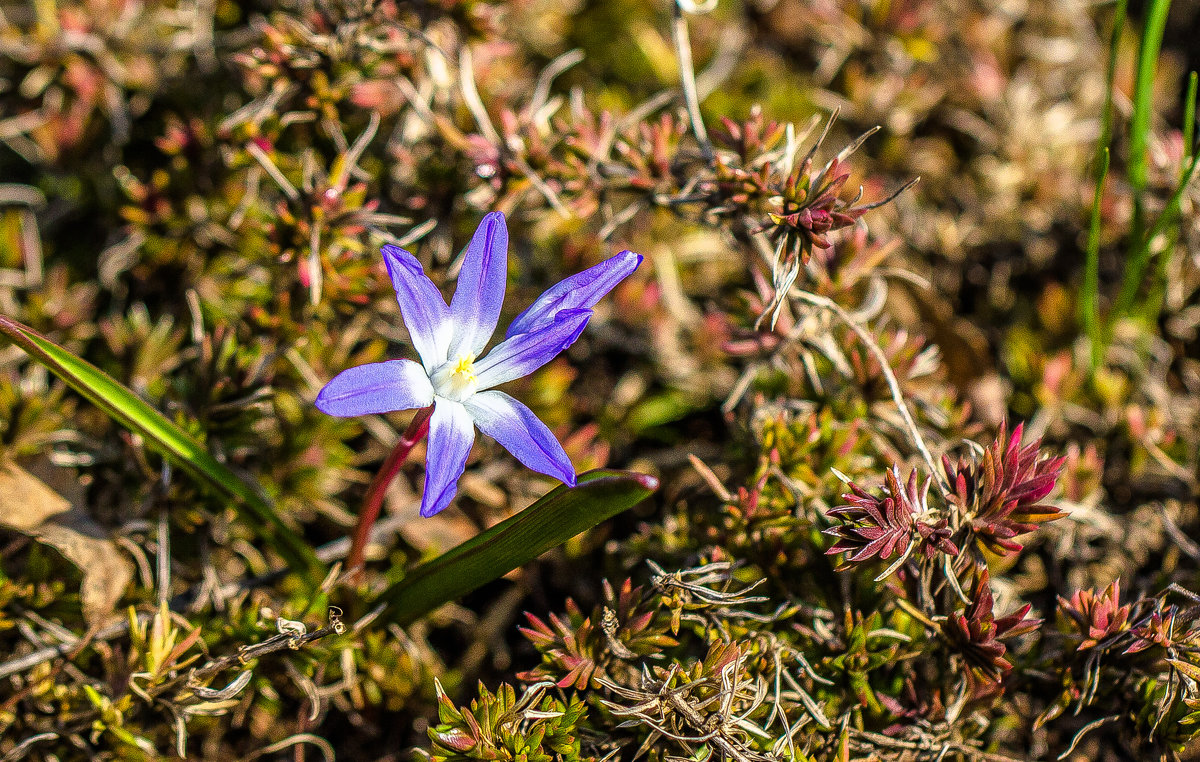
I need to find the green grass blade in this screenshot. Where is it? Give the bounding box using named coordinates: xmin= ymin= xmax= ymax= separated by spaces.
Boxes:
xmin=1141 ymin=151 xmax=1200 ymax=315
xmin=377 ymin=469 xmax=658 ymax=625
xmin=1083 ymin=147 xmax=1110 ymax=373
xmin=1147 ymin=72 xmax=1200 ymax=316
xmin=1128 ymin=0 xmax=1170 ymax=199
xmin=1098 ymin=0 xmax=1128 ymax=171
xmin=1132 ymin=70 xmax=1199 ymax=321
xmin=1118 ymin=0 xmax=1171 ymax=314
xmin=0 ymin=315 xmax=323 ymax=581
xmin=1183 ymin=71 xmax=1198 ymax=165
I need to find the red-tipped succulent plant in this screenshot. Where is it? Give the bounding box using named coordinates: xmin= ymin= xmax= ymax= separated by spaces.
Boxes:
xmin=1058 ymin=580 xmax=1132 ymax=651
xmin=941 ymin=570 xmax=1041 ymax=699
xmin=825 ymin=467 xmax=958 ymax=572
xmin=1126 ymin=605 xmax=1178 ymax=655
xmin=943 ymin=421 xmax=1066 ymax=555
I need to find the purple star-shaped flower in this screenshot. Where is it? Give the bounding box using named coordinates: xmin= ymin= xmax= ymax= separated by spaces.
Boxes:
xmin=316 ymin=212 xmax=642 ymax=517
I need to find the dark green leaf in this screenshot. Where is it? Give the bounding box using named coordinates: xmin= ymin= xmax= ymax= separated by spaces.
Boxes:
xmin=377 ymin=469 xmax=657 ymax=624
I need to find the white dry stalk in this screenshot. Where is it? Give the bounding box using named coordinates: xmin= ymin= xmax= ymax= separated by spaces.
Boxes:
xmin=790 ymin=289 xmax=946 ymax=495
xmin=671 ymin=1 xmax=712 ymax=162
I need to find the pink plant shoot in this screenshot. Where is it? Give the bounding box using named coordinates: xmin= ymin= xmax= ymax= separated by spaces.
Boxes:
xmin=942 ymin=570 xmax=1041 ymax=699
xmin=1058 ymin=580 xmax=1132 ymax=651
xmin=943 ymin=421 xmax=1066 ymax=555
xmin=824 ymin=467 xmax=958 ymax=573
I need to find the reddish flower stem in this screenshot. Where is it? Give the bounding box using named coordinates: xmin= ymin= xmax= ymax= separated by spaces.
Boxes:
xmin=345 ymin=405 xmax=434 ymax=578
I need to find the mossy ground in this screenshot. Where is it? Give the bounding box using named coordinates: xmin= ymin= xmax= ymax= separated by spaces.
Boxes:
xmin=1 ymin=1 xmax=1198 ymax=760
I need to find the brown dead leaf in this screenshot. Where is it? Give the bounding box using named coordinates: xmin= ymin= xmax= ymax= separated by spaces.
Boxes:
xmin=0 ymin=459 xmax=71 ymax=530
xmin=0 ymin=461 xmax=134 ymax=626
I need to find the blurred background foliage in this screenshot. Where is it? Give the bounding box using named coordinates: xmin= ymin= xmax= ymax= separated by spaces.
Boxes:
xmin=1 ymin=0 xmax=1199 ymax=759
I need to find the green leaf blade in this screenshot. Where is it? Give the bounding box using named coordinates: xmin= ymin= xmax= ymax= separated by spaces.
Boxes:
xmin=1119 ymin=0 xmax=1171 ymax=314
xmin=378 ymin=469 xmax=658 ymax=625
xmin=1127 ymin=0 xmax=1171 ymax=198
xmin=0 ymin=315 xmax=323 ymax=581
xmin=1082 ymin=147 xmax=1110 ymax=373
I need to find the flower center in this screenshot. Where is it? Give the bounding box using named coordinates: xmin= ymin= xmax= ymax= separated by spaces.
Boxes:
xmin=432 ymin=352 xmax=478 ymax=401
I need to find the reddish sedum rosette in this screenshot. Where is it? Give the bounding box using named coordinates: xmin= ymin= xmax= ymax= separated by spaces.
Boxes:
xmin=1057 ymin=580 xmax=1132 ymax=651
xmin=941 ymin=570 xmax=1041 ymax=700
xmin=943 ymin=421 xmax=1066 ymax=555
xmin=517 ymin=579 xmax=676 ymax=690
xmin=824 ymin=467 xmax=958 ymax=572
xmin=1126 ymin=605 xmax=1177 ymax=654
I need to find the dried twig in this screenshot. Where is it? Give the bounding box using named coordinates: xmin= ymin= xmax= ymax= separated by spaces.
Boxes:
xmin=670 ymin=0 xmax=712 ymax=161
xmin=0 ymin=512 xmax=412 ymax=682
xmin=791 ymin=289 xmax=945 ymax=492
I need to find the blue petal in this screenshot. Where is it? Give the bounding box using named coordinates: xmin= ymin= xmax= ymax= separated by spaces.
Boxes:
xmin=315 ymin=359 xmax=434 ymax=417
xmin=506 ymin=250 xmax=642 ymax=338
xmin=420 ymin=399 xmax=476 ymax=517
xmin=381 ymin=245 xmax=452 ymax=372
xmin=473 ymin=308 xmax=591 ymax=390
xmin=465 ymin=390 xmax=576 ymax=486
xmin=448 ymin=212 xmax=508 ymax=359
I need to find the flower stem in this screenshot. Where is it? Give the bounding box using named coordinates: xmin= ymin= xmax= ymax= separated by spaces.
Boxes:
xmin=346 ymin=405 xmax=434 ymax=578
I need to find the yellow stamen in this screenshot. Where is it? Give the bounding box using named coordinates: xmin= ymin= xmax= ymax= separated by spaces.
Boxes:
xmin=434 ymin=352 xmax=478 ymax=401
xmin=452 ymin=354 xmax=476 ymax=379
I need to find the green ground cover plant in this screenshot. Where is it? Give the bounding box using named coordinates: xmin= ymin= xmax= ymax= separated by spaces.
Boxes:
xmin=1 ymin=0 xmax=1198 ymax=759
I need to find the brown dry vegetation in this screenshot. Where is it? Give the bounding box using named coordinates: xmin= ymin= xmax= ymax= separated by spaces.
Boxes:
xmin=1 ymin=0 xmax=1199 ymax=760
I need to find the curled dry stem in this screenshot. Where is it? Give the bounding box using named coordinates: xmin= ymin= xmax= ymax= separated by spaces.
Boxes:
xmin=671 ymin=0 xmax=712 ymax=162
xmin=791 ymin=288 xmax=945 ymax=495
